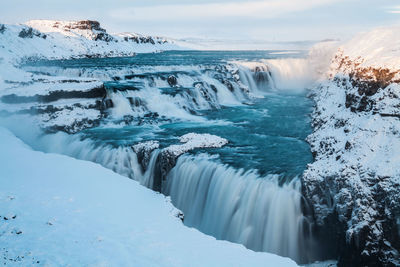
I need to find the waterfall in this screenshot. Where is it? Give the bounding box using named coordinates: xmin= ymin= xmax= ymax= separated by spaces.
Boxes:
xmin=236 ymin=58 xmax=317 ymax=92
xmin=162 ymin=154 xmax=314 ymax=263
xmin=237 ymin=63 xmax=274 ymax=94
xmin=11 ymin=130 xmax=141 ymax=180
xmin=4 ymin=54 xmax=323 ymax=263
xmin=22 ymin=63 xmax=250 ymax=121
xmin=264 ymin=58 xmax=315 ymax=91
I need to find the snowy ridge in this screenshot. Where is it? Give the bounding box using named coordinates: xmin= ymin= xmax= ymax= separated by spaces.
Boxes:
xmin=0 ymin=127 xmax=297 ymax=266
xmin=0 ymin=20 xmax=181 ymax=64
xmin=337 ymin=27 xmax=400 ymax=70
xmin=303 ymin=27 xmax=400 ymax=265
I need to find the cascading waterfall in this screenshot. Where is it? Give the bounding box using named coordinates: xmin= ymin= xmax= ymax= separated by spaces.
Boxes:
xmin=236 ymin=58 xmax=315 ymax=92
xmin=163 ymin=154 xmax=314 ymax=264
xmin=23 ymin=63 xmax=250 ymax=121
xmin=29 ymin=132 xmax=141 ymax=179
xmin=265 ymin=58 xmax=315 ymax=90
xmin=237 ymin=63 xmax=275 ymax=93
xmin=15 ymin=129 xmax=161 ymax=190
xmin=32 ymin=132 xmax=316 ymax=263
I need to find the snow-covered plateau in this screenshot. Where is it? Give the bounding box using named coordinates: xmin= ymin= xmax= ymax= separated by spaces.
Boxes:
xmin=0 ymin=18 xmax=399 ymax=266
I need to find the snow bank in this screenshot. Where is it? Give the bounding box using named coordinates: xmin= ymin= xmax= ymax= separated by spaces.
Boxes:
xmin=0 ymin=127 xmax=296 ymax=266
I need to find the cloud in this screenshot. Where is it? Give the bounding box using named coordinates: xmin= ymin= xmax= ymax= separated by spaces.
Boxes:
xmin=109 ymin=0 xmax=343 ymax=21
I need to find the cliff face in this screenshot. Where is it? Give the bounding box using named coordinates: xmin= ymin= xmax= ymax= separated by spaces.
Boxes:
xmin=303 ymin=28 xmax=400 ymax=266
xmin=48 ymin=20 xmax=114 ymax=42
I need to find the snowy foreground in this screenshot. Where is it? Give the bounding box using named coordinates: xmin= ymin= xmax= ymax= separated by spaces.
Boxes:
xmin=0 ymin=127 xmax=297 ymax=266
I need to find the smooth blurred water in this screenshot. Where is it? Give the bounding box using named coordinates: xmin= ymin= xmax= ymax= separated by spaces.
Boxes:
xmin=35 ymin=50 xmax=312 ymax=181
xmin=25 ymin=50 xmax=306 ymax=68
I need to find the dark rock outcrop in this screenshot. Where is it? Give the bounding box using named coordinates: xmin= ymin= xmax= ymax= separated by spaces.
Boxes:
xmin=0 ymin=24 xmax=5 ymax=34
xmin=254 ymin=66 xmax=272 ymax=87
xmin=153 ymin=150 xmax=177 ymax=192
xmin=123 ymin=35 xmax=166 ymax=45
xmin=53 ymin=20 xmax=114 ymax=42
xmin=1 ymin=85 xmax=106 ymax=104
xmin=18 ymin=27 xmax=46 ymax=39
xmin=167 ymin=75 xmax=178 ymax=87
xmin=132 ymin=141 xmax=159 ymax=172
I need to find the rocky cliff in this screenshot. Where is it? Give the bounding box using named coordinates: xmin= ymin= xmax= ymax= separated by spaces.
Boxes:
xmin=303 ymin=28 xmax=400 ymax=266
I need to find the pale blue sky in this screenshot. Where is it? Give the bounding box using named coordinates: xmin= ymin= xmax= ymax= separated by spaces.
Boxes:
xmin=1 ymin=0 xmax=400 ymax=47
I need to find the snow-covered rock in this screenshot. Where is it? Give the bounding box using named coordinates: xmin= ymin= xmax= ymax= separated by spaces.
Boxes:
xmin=139 ymin=133 xmax=229 ymax=192
xmin=132 ymin=140 xmax=160 ymax=171
xmin=0 ymin=127 xmax=297 ymax=266
xmin=303 ymin=27 xmax=400 ymax=266
xmin=165 ymin=133 xmax=228 ymax=157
